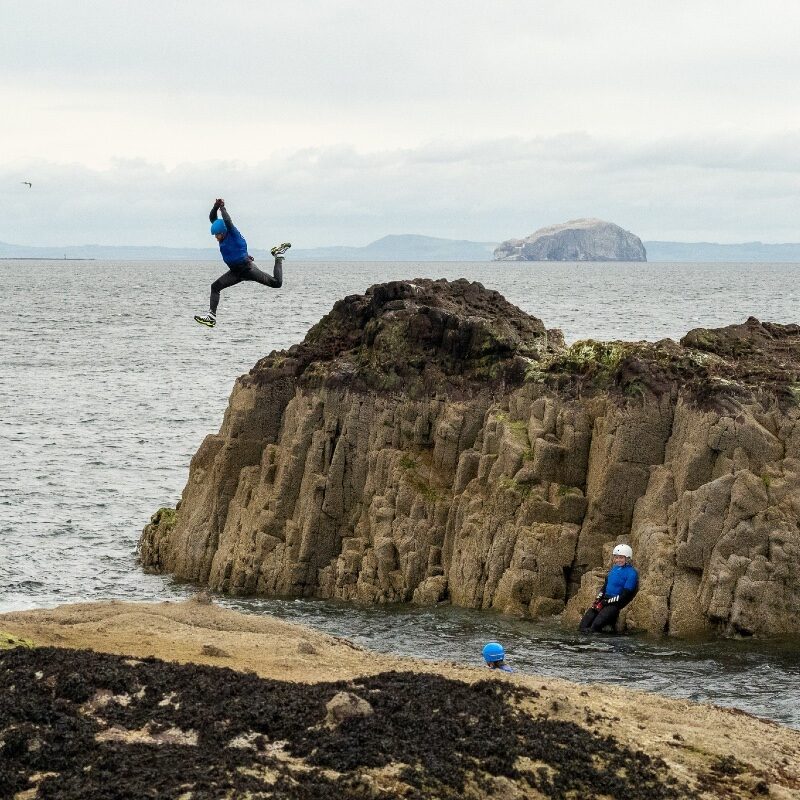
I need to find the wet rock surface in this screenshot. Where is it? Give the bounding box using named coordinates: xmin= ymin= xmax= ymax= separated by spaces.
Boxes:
xmin=0 ymin=646 xmax=689 ymax=800
xmin=139 ymin=279 xmax=800 ymax=637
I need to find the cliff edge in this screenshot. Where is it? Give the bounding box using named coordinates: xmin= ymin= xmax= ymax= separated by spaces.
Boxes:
xmin=140 ymin=279 xmax=800 ymax=637
xmin=494 ymin=218 xmax=647 ymax=261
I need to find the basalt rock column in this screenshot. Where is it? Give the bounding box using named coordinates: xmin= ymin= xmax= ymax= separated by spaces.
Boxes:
xmin=140 ymin=280 xmax=800 ymax=637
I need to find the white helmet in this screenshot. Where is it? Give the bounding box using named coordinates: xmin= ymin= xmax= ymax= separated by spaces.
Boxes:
xmin=612 ymin=544 xmax=633 ymax=559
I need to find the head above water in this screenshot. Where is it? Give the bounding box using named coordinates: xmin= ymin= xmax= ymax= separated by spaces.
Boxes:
xmin=482 ymin=641 xmax=506 ymax=664
xmin=210 ymin=219 xmax=227 ymax=240
xmin=612 ymin=543 xmax=633 ymax=564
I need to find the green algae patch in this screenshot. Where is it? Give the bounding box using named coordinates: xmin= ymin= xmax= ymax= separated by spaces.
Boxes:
xmin=398 ymin=454 xmax=418 ymax=470
xmin=538 ymin=339 xmax=635 ymax=391
xmin=398 ymin=451 xmax=448 ymax=503
xmin=497 ymin=475 xmax=533 ymax=498
xmin=150 ymin=506 xmax=178 ymax=531
xmin=564 ymin=341 xmax=624 ymax=374
xmin=507 ymin=419 xmax=529 ymax=438
xmin=139 ymin=506 xmax=180 ymax=571
xmin=0 ymin=631 xmax=34 ymax=650
xmin=522 ymin=317 xmax=800 ymax=409
xmin=407 ymin=469 xmax=447 ymax=503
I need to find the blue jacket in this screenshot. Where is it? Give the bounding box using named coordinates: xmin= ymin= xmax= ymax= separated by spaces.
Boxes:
xmin=603 ymin=564 xmax=638 ymax=601
xmin=218 ymin=225 xmax=249 ymax=267
xmin=210 ymin=203 xmax=250 ymax=267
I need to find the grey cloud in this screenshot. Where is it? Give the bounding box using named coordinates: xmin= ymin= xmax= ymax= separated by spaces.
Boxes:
xmin=4 ymin=1 xmax=800 ymax=122
xmin=3 ymin=131 xmax=800 ymax=248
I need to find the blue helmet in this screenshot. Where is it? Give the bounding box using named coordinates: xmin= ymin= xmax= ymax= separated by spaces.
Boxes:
xmin=482 ymin=641 xmax=505 ymax=663
xmin=210 ymin=219 xmax=227 ymax=235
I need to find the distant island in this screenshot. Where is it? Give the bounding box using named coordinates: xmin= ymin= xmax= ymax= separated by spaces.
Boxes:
xmin=3 ymin=234 xmax=800 ymax=262
xmin=494 ymin=219 xmax=646 ymax=262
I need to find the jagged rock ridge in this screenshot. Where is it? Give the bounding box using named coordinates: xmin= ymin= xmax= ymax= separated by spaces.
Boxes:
xmin=252 ymin=278 xmax=563 ymax=398
xmin=140 ymin=279 xmax=800 ymax=637
xmin=494 ymin=218 xmax=647 ymax=261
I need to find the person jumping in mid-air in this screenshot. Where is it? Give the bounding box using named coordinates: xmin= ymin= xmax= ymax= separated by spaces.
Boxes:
xmin=194 ymin=198 xmax=290 ymax=328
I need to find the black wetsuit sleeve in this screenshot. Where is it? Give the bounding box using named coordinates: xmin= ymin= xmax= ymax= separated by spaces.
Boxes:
xmin=209 ymin=202 xmax=220 ymax=223
xmin=617 ymin=587 xmax=636 ymax=607
xmin=220 ymin=207 xmax=233 ymax=229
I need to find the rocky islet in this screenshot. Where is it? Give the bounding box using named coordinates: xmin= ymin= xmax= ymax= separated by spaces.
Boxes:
xmin=493 ymin=218 xmax=647 ymax=262
xmin=139 ymin=278 xmax=800 ymax=637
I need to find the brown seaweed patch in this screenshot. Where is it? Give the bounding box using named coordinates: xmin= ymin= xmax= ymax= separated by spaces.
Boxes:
xmin=0 ymin=646 xmax=691 ymax=800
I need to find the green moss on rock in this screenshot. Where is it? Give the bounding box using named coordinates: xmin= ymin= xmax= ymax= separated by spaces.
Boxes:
xmin=151 ymin=507 xmax=178 ymax=531
xmin=0 ymin=632 xmax=34 ymax=650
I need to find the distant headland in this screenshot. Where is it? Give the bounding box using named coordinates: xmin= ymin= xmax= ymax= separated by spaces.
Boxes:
xmin=3 ymin=235 xmax=800 ymax=262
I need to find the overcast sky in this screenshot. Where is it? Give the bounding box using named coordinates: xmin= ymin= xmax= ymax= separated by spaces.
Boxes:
xmin=2 ymin=1 xmax=800 ymax=247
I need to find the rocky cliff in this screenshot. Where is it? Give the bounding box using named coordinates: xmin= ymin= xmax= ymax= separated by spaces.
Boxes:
xmin=140 ymin=279 xmax=800 ymax=637
xmin=494 ymin=218 xmax=647 ymax=261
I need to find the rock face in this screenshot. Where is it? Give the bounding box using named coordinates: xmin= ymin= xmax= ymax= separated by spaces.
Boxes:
xmin=494 ymin=218 xmax=646 ymax=261
xmin=140 ymin=279 xmax=800 ymax=637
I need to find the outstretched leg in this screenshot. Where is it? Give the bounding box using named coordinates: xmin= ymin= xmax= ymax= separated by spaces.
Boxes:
xmin=210 ymin=269 xmax=244 ymax=315
xmin=241 ymin=256 xmax=283 ymax=289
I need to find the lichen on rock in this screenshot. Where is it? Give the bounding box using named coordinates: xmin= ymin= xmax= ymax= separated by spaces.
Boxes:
xmin=139 ymin=279 xmax=800 ymax=637
xmin=0 ymin=631 xmax=34 ymax=650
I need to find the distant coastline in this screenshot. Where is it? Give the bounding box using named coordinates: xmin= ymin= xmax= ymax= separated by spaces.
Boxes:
xmin=3 ymin=234 xmax=800 ymax=262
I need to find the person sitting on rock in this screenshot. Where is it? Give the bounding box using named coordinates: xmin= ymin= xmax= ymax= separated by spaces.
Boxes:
xmin=482 ymin=641 xmax=514 ymax=673
xmin=579 ymin=544 xmax=639 ymax=634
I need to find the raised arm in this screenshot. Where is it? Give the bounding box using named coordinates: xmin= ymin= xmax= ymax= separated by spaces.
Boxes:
xmin=220 ymin=205 xmax=233 ymax=229
xmin=209 ymin=198 xmax=234 ymax=227
xmin=209 ymin=199 xmax=221 ymax=224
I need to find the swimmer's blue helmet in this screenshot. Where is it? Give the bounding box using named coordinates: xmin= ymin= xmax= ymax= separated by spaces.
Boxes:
xmin=482 ymin=641 xmax=505 ymax=663
xmin=210 ymin=219 xmax=227 ymax=235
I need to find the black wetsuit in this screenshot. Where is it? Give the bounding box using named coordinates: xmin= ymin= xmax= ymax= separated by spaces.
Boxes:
xmin=208 ymin=203 xmax=282 ymax=315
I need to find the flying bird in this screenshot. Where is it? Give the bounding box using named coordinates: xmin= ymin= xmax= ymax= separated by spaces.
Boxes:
xmin=21 ymin=181 xmax=32 ymax=188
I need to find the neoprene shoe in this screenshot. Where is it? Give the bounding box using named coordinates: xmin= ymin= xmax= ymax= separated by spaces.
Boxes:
xmin=194 ymin=312 xmax=216 ymax=328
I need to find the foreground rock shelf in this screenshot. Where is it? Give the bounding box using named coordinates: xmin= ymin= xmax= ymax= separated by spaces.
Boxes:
xmin=139 ymin=278 xmax=800 ymax=637
xmin=2 ymin=600 xmax=799 ymax=799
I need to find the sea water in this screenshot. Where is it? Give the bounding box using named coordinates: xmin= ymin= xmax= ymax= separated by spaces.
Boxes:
xmin=1 ymin=259 xmax=798 ymax=727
